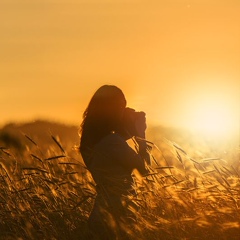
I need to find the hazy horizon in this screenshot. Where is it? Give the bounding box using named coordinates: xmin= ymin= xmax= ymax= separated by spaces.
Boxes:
xmin=1 ymin=0 xmax=239 ymax=138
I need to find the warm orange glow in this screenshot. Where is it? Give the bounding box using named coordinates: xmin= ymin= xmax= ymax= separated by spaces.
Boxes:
xmin=187 ymin=98 xmax=237 ymax=137
xmin=179 ymin=76 xmax=239 ymax=137
xmin=0 ymin=1 xmax=239 ymax=131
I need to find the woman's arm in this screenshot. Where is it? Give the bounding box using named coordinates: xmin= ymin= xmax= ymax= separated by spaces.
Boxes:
xmin=108 ymin=134 xmax=149 ymax=175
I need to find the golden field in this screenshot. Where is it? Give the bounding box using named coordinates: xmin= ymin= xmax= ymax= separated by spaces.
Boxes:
xmin=0 ymin=121 xmax=239 ymax=239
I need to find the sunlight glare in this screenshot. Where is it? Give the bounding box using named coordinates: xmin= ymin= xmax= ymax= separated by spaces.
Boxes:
xmin=189 ymin=98 xmax=238 ymax=138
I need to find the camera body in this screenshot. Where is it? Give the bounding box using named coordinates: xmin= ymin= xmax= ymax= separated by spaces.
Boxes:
xmin=121 ymin=107 xmax=145 ymax=137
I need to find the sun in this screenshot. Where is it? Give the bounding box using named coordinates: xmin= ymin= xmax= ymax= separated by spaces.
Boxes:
xmin=188 ymin=98 xmax=238 ymax=138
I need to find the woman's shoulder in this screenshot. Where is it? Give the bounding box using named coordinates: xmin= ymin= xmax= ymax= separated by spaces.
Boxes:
xmin=97 ymin=132 xmax=126 ymax=147
xmin=92 ymin=132 xmax=129 ymax=159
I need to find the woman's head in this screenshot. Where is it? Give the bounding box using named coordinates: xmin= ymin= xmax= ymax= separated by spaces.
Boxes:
xmin=83 ymin=85 xmax=126 ymax=123
xmin=80 ymin=85 xmax=127 ymax=150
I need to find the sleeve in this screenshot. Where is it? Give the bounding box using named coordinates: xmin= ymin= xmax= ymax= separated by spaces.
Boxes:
xmin=107 ymin=134 xmax=148 ymax=175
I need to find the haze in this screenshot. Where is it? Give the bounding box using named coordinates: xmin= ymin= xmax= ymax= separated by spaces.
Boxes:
xmin=1 ymin=0 xmax=239 ymax=137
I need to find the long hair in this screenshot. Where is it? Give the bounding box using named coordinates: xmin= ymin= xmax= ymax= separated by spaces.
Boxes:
xmin=79 ymin=85 xmax=126 ymax=163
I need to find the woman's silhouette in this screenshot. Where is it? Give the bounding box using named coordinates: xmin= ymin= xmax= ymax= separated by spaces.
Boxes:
xmin=79 ymin=85 xmax=150 ymax=239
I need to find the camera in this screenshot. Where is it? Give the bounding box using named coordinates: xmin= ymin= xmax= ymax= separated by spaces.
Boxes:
xmin=121 ymin=107 xmax=145 ymax=138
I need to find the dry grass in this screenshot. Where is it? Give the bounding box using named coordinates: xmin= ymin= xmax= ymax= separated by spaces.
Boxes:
xmin=0 ymin=133 xmax=239 ymax=240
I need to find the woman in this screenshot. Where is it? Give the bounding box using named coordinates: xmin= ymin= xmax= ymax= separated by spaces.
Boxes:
xmin=79 ymin=85 xmax=150 ymax=239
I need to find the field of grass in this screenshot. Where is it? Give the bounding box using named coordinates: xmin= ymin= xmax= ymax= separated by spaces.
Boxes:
xmin=0 ymin=122 xmax=239 ymax=239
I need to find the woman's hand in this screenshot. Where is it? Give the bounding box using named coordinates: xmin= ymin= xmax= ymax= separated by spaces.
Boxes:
xmin=134 ymin=111 xmax=147 ymax=138
xmin=120 ymin=108 xmax=147 ymax=139
xmin=134 ymin=111 xmax=151 ymax=164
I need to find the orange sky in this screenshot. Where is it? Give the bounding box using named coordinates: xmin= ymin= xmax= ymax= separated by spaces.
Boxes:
xmin=1 ymin=0 xmax=239 ymax=136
